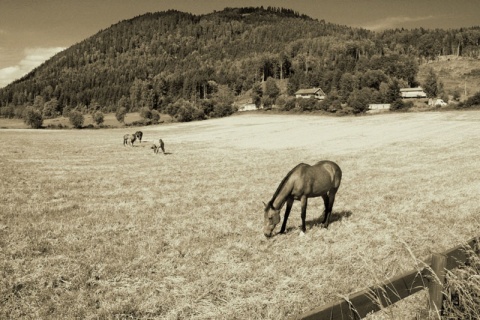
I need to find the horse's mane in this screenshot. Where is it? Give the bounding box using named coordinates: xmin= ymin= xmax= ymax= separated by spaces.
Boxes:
xmin=268 ymin=163 xmax=305 ymax=207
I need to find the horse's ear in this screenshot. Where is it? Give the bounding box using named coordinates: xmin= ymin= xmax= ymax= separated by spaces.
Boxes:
xmin=262 ymin=201 xmax=267 ymax=208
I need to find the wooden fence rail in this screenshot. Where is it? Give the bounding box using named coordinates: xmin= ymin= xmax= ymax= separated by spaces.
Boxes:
xmin=289 ymin=237 xmax=479 ymax=320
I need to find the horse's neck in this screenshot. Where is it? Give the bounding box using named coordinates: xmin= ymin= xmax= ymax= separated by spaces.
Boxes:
xmin=271 ymin=181 xmax=291 ymax=210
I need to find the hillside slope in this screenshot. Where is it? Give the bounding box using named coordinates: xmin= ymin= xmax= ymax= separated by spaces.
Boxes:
xmin=418 ymin=56 xmax=480 ymax=100
xmin=0 ymin=6 xmax=479 ymax=119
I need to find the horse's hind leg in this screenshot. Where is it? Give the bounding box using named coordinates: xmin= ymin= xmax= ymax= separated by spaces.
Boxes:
xmin=321 ymin=194 xmax=329 ymax=224
xmin=280 ymin=197 xmax=294 ymax=234
xmin=322 ymin=190 xmax=337 ymax=228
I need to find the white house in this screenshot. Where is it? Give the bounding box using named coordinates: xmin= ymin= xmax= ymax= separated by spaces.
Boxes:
xmin=400 ymin=87 xmax=427 ymax=98
xmin=428 ymin=98 xmax=448 ymax=107
xmin=368 ymin=104 xmax=391 ymax=111
xmin=295 ymin=88 xmax=326 ymax=100
xmin=238 ymin=103 xmax=258 ymax=112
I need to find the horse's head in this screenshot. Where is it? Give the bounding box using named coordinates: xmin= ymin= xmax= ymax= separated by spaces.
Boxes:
xmin=263 ymin=201 xmax=280 ymax=238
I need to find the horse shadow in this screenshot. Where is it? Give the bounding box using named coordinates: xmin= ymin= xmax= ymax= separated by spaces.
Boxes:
xmin=283 ymin=210 xmax=353 ymax=234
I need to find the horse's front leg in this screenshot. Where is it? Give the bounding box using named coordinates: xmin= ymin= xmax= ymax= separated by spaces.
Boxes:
xmin=300 ymin=196 xmax=308 ymax=233
xmin=280 ymin=197 xmax=294 ymax=234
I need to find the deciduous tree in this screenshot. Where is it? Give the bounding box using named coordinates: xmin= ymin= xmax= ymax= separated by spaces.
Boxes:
xmin=23 ymin=106 xmax=43 ymax=129
xmin=69 ymin=110 xmax=84 ymax=128
xmin=115 ymin=106 xmax=127 ymax=123
xmin=423 ymin=68 xmax=442 ymax=98
xmin=93 ymin=111 xmax=104 ymax=125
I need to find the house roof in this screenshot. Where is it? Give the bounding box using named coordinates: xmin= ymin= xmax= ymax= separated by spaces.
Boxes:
xmin=400 ymin=87 xmax=425 ymax=92
xmin=295 ymin=88 xmax=325 ymax=95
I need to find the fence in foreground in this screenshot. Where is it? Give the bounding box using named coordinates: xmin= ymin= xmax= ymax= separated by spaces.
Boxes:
xmin=289 ymin=236 xmax=479 ymax=320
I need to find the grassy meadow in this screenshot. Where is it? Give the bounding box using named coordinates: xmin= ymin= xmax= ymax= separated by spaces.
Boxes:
xmin=1 ymin=111 xmax=480 ymax=319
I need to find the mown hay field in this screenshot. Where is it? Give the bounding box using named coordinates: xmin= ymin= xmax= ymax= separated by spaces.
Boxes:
xmin=1 ymin=111 xmax=479 ymax=319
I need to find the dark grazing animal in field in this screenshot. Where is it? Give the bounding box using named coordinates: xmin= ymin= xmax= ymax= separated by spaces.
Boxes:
xmin=151 ymin=139 xmax=166 ymax=154
xmin=135 ymin=131 xmax=143 ymax=143
xmin=263 ymin=160 xmax=342 ymax=237
xmin=158 ymin=139 xmax=165 ymax=154
xmin=123 ymin=134 xmax=136 ymax=146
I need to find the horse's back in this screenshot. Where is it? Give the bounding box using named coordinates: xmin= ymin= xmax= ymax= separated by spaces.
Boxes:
xmin=289 ymin=161 xmax=341 ymax=197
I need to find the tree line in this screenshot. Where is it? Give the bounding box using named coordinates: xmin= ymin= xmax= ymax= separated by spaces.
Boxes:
xmin=1 ymin=7 xmax=479 ymax=125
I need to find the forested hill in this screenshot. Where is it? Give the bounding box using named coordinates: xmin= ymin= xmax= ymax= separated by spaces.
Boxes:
xmin=1 ymin=6 xmax=480 ymax=120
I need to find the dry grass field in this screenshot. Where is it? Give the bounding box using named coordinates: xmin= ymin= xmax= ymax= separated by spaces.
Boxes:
xmin=1 ymin=111 xmax=480 ymax=319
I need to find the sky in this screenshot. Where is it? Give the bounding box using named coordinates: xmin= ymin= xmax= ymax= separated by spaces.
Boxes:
xmin=0 ymin=0 xmax=479 ymax=88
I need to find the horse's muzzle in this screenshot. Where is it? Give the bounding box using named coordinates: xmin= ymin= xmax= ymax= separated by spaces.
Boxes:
xmin=263 ymin=225 xmax=274 ymax=238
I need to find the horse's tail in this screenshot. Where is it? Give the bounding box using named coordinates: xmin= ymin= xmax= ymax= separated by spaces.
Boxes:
xmin=333 ymin=165 xmax=342 ymax=190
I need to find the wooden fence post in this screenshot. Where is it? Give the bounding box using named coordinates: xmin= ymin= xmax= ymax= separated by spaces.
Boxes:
xmin=288 ymin=237 xmax=479 ymax=320
xmin=428 ymin=253 xmax=447 ymax=317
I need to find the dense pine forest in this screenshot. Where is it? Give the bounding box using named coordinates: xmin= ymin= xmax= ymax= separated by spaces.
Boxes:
xmin=1 ymin=7 xmax=480 ymax=123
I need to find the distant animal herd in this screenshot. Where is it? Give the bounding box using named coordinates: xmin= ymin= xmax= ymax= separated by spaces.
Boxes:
xmin=123 ymin=131 xmax=166 ymax=154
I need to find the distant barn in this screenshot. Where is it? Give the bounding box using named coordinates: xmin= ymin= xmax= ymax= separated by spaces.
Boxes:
xmin=295 ymin=88 xmax=326 ymax=100
xmin=368 ymin=104 xmax=391 ymax=113
xmin=238 ymin=103 xmax=258 ymax=112
xmin=400 ymin=87 xmax=427 ymax=98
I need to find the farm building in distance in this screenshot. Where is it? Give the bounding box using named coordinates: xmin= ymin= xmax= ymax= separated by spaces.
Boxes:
xmin=238 ymin=103 xmax=258 ymax=112
xmin=400 ymin=87 xmax=427 ymax=98
xmin=295 ymin=88 xmax=326 ymax=100
xmin=368 ymin=104 xmax=391 ymax=113
xmin=428 ymin=98 xmax=448 ymax=106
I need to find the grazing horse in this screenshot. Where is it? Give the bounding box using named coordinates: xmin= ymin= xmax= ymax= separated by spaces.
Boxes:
xmin=151 ymin=139 xmax=166 ymax=154
xmin=123 ymin=134 xmax=136 ymax=146
xmin=135 ymin=131 xmax=143 ymax=143
xmin=263 ymin=160 xmax=342 ymax=237
xmin=158 ymin=139 xmax=165 ymax=154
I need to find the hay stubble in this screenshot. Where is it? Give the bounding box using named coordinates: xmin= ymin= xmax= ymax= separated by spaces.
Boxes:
xmin=1 ymin=111 xmax=479 ymax=319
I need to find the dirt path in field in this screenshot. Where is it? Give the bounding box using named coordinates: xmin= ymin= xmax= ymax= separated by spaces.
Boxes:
xmin=144 ymin=111 xmax=480 ymax=155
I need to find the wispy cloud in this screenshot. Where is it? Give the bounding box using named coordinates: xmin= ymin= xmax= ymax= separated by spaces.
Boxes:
xmin=0 ymin=47 xmax=65 ymax=88
xmin=360 ymin=15 xmax=436 ymax=31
